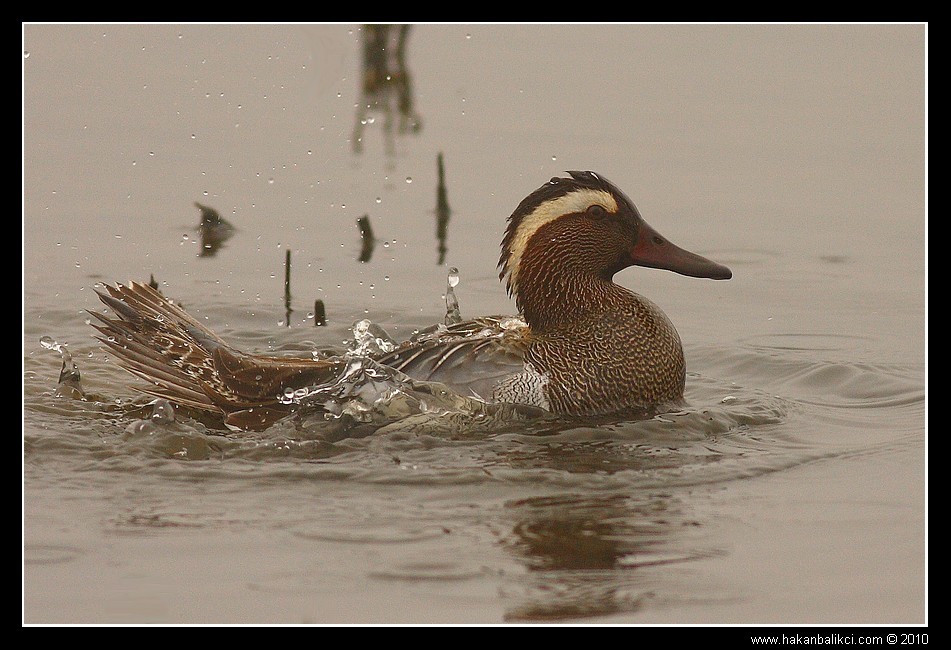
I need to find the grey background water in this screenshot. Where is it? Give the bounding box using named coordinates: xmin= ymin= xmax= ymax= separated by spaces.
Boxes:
xmin=22 ymin=24 xmax=925 ymax=624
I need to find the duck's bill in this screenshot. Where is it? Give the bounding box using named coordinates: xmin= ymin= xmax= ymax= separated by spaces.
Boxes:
xmin=630 ymin=221 xmax=732 ymax=280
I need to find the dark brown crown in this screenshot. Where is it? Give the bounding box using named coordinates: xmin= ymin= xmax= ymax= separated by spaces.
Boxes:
xmin=497 ymin=171 xmax=641 ymax=298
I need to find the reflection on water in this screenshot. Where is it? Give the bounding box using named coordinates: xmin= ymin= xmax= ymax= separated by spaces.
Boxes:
xmin=352 ymin=24 xmax=422 ymax=156
xmin=499 ymin=493 xmax=713 ymax=621
xmin=194 ymin=202 xmax=235 ymax=258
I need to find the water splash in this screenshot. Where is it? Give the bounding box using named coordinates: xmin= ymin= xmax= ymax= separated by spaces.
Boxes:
xmin=277 ymin=355 xmax=485 ymax=423
xmin=40 ymin=336 xmax=85 ymax=399
xmin=124 ymin=399 xmax=176 ymax=437
xmin=445 ymin=267 xmax=461 ymax=325
xmin=349 ymin=319 xmax=397 ymax=356
xmin=150 ymin=398 xmax=176 ymax=425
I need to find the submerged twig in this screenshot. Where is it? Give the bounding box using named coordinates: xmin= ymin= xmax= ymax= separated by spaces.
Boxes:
xmin=435 ymin=152 xmax=451 ymax=265
xmin=284 ymin=249 xmax=292 ymax=326
xmin=357 ymin=214 xmax=376 ymax=263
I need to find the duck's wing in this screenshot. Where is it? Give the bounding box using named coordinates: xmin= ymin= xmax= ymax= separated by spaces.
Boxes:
xmin=377 ymin=316 xmax=531 ymax=401
xmin=89 ymin=281 xmax=342 ymax=430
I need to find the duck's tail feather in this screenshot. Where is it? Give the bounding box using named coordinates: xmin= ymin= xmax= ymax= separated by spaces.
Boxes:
xmin=90 ymin=281 xmax=342 ymax=430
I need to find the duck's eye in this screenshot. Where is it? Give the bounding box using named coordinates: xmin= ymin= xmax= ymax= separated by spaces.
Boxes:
xmin=586 ymin=204 xmax=607 ymax=218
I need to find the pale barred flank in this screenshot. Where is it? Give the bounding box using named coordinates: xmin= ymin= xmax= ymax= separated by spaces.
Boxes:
xmin=491 ymin=360 xmax=550 ymax=410
xmin=500 ymin=187 xmax=618 ymax=299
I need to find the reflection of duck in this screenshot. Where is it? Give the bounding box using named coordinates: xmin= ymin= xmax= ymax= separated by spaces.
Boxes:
xmin=90 ymin=172 xmax=730 ymax=431
xmin=351 ymin=24 xmax=422 ymax=155
xmin=501 ymin=493 xmax=699 ymax=621
xmin=194 ymin=202 xmax=235 ymax=257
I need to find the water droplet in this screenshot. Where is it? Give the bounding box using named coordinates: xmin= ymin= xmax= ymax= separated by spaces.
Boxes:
xmin=551 ymin=155 xmax=557 ymax=161
xmin=375 ymin=197 xmax=382 ymax=204
xmin=182 ymin=233 xmax=190 ymax=241
xmin=445 ymin=268 xmax=462 ymax=325
xmin=465 ymin=33 xmax=471 ymax=39
xmin=268 ymin=178 xmax=274 ymax=184
xmin=39 ymin=336 xmax=56 ymax=350
xmin=383 ymin=275 xmax=390 ymax=281
xmin=150 ymin=399 xmax=175 ymax=424
xmin=405 ymin=177 xmax=412 ymax=184
xmin=23 ymin=51 xmax=30 ymax=58
xmin=366 ymin=116 xmax=375 ymax=124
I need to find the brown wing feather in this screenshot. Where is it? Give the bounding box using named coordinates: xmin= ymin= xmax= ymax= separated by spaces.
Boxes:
xmin=91 ymin=281 xmax=342 ymax=429
xmin=377 ymin=316 xmax=531 ymax=399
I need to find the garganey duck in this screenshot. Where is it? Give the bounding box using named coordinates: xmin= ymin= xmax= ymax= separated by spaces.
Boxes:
xmin=91 ymin=171 xmax=731 ymax=431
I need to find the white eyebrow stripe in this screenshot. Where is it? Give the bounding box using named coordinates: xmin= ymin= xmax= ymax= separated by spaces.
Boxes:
xmin=505 ymin=188 xmax=617 ymax=293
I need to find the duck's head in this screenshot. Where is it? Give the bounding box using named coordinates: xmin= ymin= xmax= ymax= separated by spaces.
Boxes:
xmin=498 ymin=171 xmax=731 ymax=316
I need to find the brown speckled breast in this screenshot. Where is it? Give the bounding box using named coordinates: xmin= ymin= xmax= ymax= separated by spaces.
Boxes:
xmin=524 ymin=289 xmax=685 ymax=415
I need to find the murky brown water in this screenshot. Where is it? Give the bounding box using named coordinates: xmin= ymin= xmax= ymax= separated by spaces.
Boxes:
xmin=23 ymin=23 xmax=925 ymax=624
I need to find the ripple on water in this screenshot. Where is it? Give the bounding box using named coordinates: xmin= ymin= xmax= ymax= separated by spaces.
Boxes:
xmin=691 ymin=340 xmax=924 ymax=412
xmin=23 ymin=544 xmax=85 ymax=565
xmin=738 ymin=332 xmax=874 ymax=353
xmin=494 ymin=492 xmax=730 ymax=621
xmin=23 ymin=366 xmax=799 ymax=491
xmin=23 ymin=328 xmax=922 ymax=495
xmin=293 ymin=523 xmax=450 ymax=545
